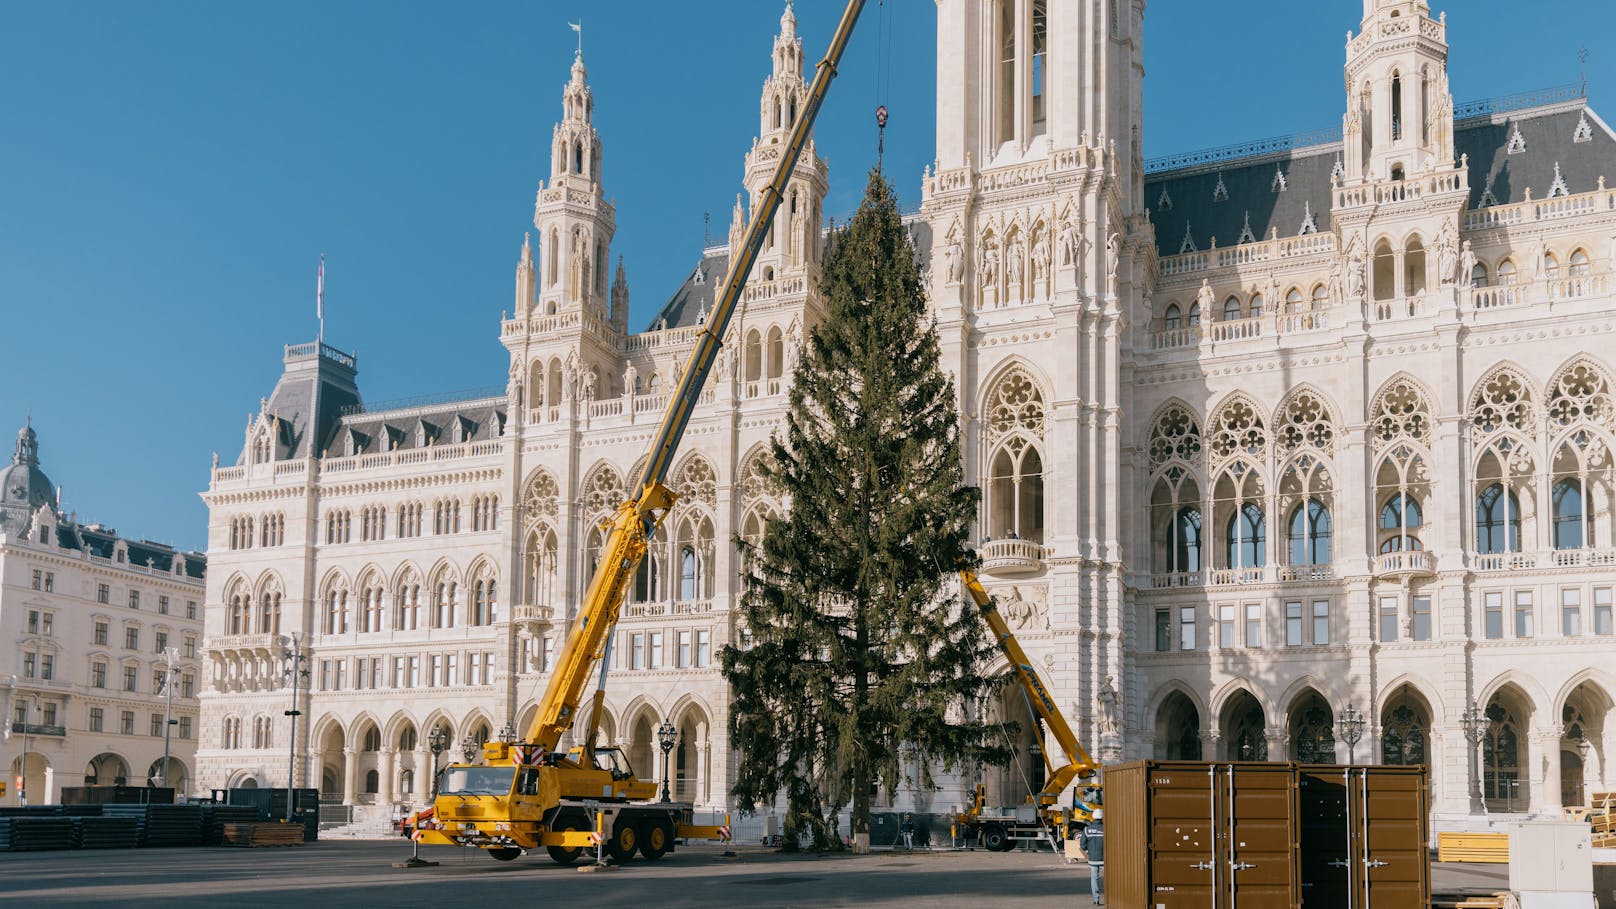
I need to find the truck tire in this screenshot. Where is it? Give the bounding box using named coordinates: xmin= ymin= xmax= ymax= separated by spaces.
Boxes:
xmin=981 ymin=825 xmax=1008 ymax=852
xmin=607 ymin=819 xmax=639 ymax=862
xmin=639 ymin=820 xmax=672 ymax=861
xmin=488 ymin=847 xmax=522 ymax=862
xmin=547 ymin=821 xmax=584 ymax=865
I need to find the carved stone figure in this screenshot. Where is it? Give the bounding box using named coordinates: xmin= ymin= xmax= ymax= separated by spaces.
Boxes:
xmin=1097 ymin=676 xmax=1120 ymax=734
xmin=1346 ymin=243 xmax=1367 ymax=300
xmin=623 ymin=362 xmax=637 ymax=395
xmin=1437 ymin=225 xmax=1459 ymax=286
xmin=1460 ymin=240 xmax=1477 ymax=288
xmin=945 ymin=237 xmax=964 ymax=284
xmin=1001 ymin=586 xmax=1036 ymax=630
xmin=1106 ymin=232 xmax=1121 ymax=283
xmin=1058 ymin=219 xmax=1078 ymax=267
xmin=1195 ymin=278 xmax=1215 ymax=313
xmin=1031 ymin=234 xmax=1050 ymax=283
xmin=581 ymin=365 xmax=597 ymax=402
xmin=563 ymin=352 xmax=578 ymax=400
xmin=980 ymin=244 xmax=999 ymax=287
xmin=1006 ymin=239 xmax=1024 ymax=286
xmin=1328 ymin=258 xmax=1344 ymax=305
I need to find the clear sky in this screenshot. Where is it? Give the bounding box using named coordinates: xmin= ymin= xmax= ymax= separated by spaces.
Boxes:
xmin=2 ymin=0 xmax=1612 ymax=552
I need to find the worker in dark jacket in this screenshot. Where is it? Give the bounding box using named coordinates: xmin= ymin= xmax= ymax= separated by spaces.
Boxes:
xmin=1080 ymin=809 xmax=1105 ymax=906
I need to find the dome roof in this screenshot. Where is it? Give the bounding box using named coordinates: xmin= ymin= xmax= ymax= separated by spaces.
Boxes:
xmin=0 ymin=421 xmax=55 ymax=534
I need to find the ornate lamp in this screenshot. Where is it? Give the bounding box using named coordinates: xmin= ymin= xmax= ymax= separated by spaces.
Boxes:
xmin=460 ymin=734 xmax=478 ymax=764
xmin=657 ymin=718 xmax=678 ymax=803
xmin=1460 ymin=701 xmax=1488 ymax=812
xmin=1336 ymin=703 xmax=1366 ymax=764
xmin=498 ymin=722 xmax=517 ymax=745
xmin=427 ymin=725 xmax=448 ymax=797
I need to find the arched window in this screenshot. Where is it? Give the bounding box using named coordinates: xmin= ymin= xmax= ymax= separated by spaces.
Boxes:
xmin=1390 ymin=72 xmax=1404 ymax=141
xmin=1544 ymin=251 xmax=1560 ymax=280
xmin=1187 ymin=303 xmax=1202 ymax=326
xmin=989 ymin=442 xmax=1044 ymax=542
xmin=1168 ymin=507 xmax=1202 ymax=572
xmin=744 ymin=329 xmax=763 ymax=387
xmin=1250 ymin=293 xmax=1265 ymax=313
xmin=679 ymin=547 xmax=698 ymax=601
xmin=1226 ymin=503 xmax=1266 ymax=568
xmin=1222 ymin=296 xmax=1243 ymax=322
xmin=1496 ymin=259 xmax=1517 ymax=285
xmin=363 ymin=727 xmax=381 ymax=751
xmin=1163 ymin=303 xmax=1182 ymax=331
xmin=1476 ymin=484 xmax=1521 ymax=554
xmin=1378 ymin=492 xmax=1423 ymax=551
xmin=766 ymin=326 xmax=785 ymax=382
xmin=1405 ymin=237 xmax=1426 ymax=296
xmin=1311 ymin=283 xmax=1330 ymax=309
xmin=1569 ymin=249 xmax=1591 ymax=277
xmin=1470 ymin=262 xmax=1489 ymax=288
xmin=1553 ymin=479 xmax=1587 ymax=550
xmin=1373 ymin=240 xmax=1395 ymax=301
xmin=1288 ymin=499 xmax=1331 ymax=566
xmin=1285 ymin=288 xmax=1304 ymax=313
xmin=1381 ymin=700 xmax=1428 ymax=766
xmin=1483 ymin=702 xmax=1526 ymax=810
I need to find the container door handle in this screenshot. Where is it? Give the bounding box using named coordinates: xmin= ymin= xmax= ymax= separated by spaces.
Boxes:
xmin=1364 ymin=859 xmax=1390 ymax=869
xmin=1192 ymin=861 xmax=1215 ymax=872
xmin=1329 ymin=859 xmax=1351 ymax=869
xmin=1230 ymin=861 xmax=1256 ymax=871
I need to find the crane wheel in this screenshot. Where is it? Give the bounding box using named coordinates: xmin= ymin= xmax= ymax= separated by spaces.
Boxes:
xmin=488 ymin=847 xmax=522 ymax=862
xmin=981 ymin=825 xmax=1009 ymax=852
xmin=547 ymin=821 xmax=584 ymax=865
xmin=607 ymin=820 xmax=639 ymax=862
xmin=638 ymin=821 xmax=671 ymax=860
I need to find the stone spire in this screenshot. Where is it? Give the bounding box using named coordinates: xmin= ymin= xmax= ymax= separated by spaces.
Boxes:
xmin=1344 ymin=0 xmax=1453 ymax=181
xmin=610 ymin=256 xmax=629 ymax=332
xmin=515 ymin=231 xmax=536 ymax=316
xmin=535 ymin=46 xmax=614 ymax=316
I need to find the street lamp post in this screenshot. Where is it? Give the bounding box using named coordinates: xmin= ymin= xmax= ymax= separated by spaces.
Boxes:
xmin=17 ymin=690 xmax=39 ymax=806
xmin=428 ymin=725 xmax=447 ymax=797
xmin=460 ymin=734 xmax=478 ymax=765
xmin=657 ymin=719 xmax=677 ymax=803
xmin=281 ymin=634 xmax=308 ymax=822
xmin=159 ymin=647 xmax=180 ymax=790
xmin=1336 ymin=703 xmax=1366 ymax=765
xmin=1460 ymin=701 xmax=1488 ymax=815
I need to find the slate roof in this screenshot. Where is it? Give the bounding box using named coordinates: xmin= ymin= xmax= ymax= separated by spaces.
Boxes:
xmin=42 ymin=520 xmax=206 ymax=580
xmin=1144 ymin=100 xmax=1616 ymax=259
xmin=250 ymin=344 xmax=362 ymax=463
xmin=331 ymin=399 xmax=507 ymax=457
xmin=648 ymin=252 xmax=730 ymax=332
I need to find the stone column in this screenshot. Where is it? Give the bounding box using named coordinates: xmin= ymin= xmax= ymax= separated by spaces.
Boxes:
xmin=414 ymin=745 xmax=430 ymax=799
xmin=378 ymin=747 xmax=396 ymax=806
xmin=696 ymin=722 xmax=710 ymax=806
xmin=342 ymin=747 xmax=358 ymax=806
xmin=1540 ymin=729 xmax=1563 ymax=814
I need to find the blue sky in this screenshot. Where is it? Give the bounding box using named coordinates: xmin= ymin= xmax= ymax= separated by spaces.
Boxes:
xmin=1 ymin=0 xmax=1611 ymax=551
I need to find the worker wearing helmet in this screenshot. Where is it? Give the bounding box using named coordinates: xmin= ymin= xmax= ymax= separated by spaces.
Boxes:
xmin=1079 ymin=809 xmax=1105 ymax=906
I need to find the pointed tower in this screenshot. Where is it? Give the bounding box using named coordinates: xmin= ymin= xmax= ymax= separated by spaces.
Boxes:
xmin=514 ymin=232 xmax=537 ymax=317
xmin=1343 ymin=0 xmax=1457 ymax=182
xmin=534 ymin=49 xmax=616 ymax=321
xmin=609 ymin=256 xmax=629 ymax=333
xmin=733 ymin=2 xmax=829 ymax=286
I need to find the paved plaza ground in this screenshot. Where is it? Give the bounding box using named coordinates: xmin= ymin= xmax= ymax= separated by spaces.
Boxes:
xmin=0 ymin=839 xmax=1515 ymax=908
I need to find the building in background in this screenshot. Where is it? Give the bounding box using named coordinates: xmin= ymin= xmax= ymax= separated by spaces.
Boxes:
xmin=200 ymin=0 xmax=1616 ymax=832
xmin=2 ymin=422 xmax=205 ymax=803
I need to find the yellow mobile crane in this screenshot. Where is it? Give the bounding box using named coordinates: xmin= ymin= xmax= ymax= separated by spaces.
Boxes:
xmin=954 ymin=569 xmax=1101 ymax=851
xmin=411 ymin=0 xmax=869 ymax=866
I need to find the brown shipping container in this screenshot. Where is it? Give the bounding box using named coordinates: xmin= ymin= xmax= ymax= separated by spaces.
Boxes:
xmin=1296 ymin=765 xmax=1430 ymax=909
xmin=1105 ymin=760 xmax=1301 ymax=909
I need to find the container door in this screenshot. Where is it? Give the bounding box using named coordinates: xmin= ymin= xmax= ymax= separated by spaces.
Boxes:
xmin=1147 ymin=765 xmax=1219 ymax=908
xmin=1296 ymin=768 xmax=1352 ymax=909
xmin=1357 ymin=768 xmax=1428 ymax=908
xmin=1222 ymin=765 xmax=1299 ymax=909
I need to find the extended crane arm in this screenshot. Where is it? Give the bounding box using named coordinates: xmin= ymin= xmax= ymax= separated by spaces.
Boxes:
xmin=523 ymin=0 xmax=869 ymax=751
xmin=960 ymin=569 xmax=1098 ymax=805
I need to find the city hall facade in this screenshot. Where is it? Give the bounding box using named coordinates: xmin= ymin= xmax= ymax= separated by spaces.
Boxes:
xmin=198 ymin=1 xmax=1616 ymax=831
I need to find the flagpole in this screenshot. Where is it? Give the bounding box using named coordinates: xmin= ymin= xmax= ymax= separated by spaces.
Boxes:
xmin=317 ymin=254 xmax=326 ymax=345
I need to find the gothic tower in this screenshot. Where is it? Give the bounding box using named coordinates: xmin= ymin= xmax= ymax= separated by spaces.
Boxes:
xmin=1343 ymin=0 xmax=1457 ymax=182
xmin=925 ymin=0 xmax=1147 ymax=774
xmin=534 ymin=50 xmax=616 ymax=323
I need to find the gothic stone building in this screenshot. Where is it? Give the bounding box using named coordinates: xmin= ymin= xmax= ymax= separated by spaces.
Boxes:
xmin=200 ymin=1 xmax=1616 ymax=831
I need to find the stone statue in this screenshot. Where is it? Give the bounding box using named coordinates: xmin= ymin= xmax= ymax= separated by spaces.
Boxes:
xmin=1437 ymin=225 xmax=1459 ymax=286
xmin=1106 ymin=232 xmax=1121 ymax=283
xmin=1032 ymin=233 xmax=1050 ymax=284
xmin=623 ymin=362 xmax=637 ymax=395
xmin=1327 ymin=258 xmax=1344 ymax=305
xmin=945 ymin=237 xmax=964 ymax=284
xmin=1006 ymin=239 xmax=1024 ymax=286
xmin=1460 ymin=240 xmax=1477 ymax=288
xmin=1195 ymin=278 xmax=1215 ymax=313
xmin=980 ymin=243 xmax=999 ymax=287
xmin=1001 ymin=586 xmax=1035 ymax=630
xmin=563 ymin=353 xmax=578 ymax=400
xmin=581 ymin=365 xmax=597 ymax=402
xmin=1346 ymin=243 xmax=1366 ymax=300
xmin=1097 ymin=676 xmax=1120 ymax=735
xmin=1058 ymin=219 xmax=1078 ymax=267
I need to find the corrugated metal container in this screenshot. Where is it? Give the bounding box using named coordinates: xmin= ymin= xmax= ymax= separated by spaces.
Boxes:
xmin=1297 ymin=766 xmax=1429 ymax=909
xmin=1104 ymin=760 xmax=1300 ymax=909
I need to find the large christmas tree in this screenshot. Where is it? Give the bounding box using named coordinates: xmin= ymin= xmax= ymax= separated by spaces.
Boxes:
xmin=722 ymin=170 xmax=1002 ymax=851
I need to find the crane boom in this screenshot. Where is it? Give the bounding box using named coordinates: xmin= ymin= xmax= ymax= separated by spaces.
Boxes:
xmin=524 ymin=0 xmax=868 ymax=752
xmin=960 ymin=569 xmax=1098 ymax=806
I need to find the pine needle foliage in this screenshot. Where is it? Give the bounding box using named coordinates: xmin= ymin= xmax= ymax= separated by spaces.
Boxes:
xmin=722 ymin=170 xmax=1003 ymax=850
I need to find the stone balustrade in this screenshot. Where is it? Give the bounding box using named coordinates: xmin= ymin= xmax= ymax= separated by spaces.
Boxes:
xmin=979 ymin=538 xmax=1047 ymax=576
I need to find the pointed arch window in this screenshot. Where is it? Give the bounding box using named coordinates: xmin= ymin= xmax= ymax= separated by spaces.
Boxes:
xmin=989 ymin=441 xmax=1044 ymax=543
xmin=1391 ymin=72 xmax=1404 ymax=141
xmin=1496 ymin=259 xmax=1517 ymax=285
xmin=1227 ymin=503 xmax=1267 ymax=569
xmin=1168 ymin=507 xmax=1203 ymax=573
xmin=1569 ymin=248 xmax=1591 ymax=277
xmin=1222 ymin=296 xmax=1244 ymax=322
xmin=1476 ymin=484 xmax=1521 ymax=554
xmin=1378 ymin=492 xmax=1424 ymax=552
xmin=1187 ymin=303 xmax=1202 ymax=327
xmin=1288 ymin=499 xmax=1331 ymax=566
xmin=1162 ymin=304 xmax=1182 ymax=331
xmin=1030 ymin=1 xmax=1048 ymax=134
xmin=1553 ymin=479 xmax=1588 ymax=550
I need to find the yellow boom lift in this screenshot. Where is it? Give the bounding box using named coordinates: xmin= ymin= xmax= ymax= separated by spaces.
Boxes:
xmin=410 ymin=0 xmax=869 ymax=865
xmin=954 ymin=569 xmax=1101 ymax=851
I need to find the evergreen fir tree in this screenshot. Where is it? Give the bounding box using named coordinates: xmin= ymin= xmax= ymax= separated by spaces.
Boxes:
xmin=722 ymin=170 xmax=1003 ymax=850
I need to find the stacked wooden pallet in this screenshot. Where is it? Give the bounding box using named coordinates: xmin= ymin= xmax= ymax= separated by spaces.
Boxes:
xmin=1431 ymin=894 xmax=1515 ymax=909
xmin=1589 ymin=790 xmax=1616 ymax=847
xmin=222 ymin=822 xmax=306 ymax=847
xmin=1436 ymin=831 xmax=1510 ymax=863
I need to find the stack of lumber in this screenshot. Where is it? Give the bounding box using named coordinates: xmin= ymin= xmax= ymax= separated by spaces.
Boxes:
xmin=222 ymin=822 xmax=306 ymax=847
xmin=1436 ymin=831 xmax=1510 ymax=863
xmin=74 ymin=816 xmax=141 ymax=849
xmin=201 ymin=805 xmax=262 ymax=846
xmin=1589 ymin=791 xmax=1615 ymax=848
xmin=0 ymin=816 xmax=77 ymax=851
xmin=1432 ymin=894 xmax=1516 ymax=909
